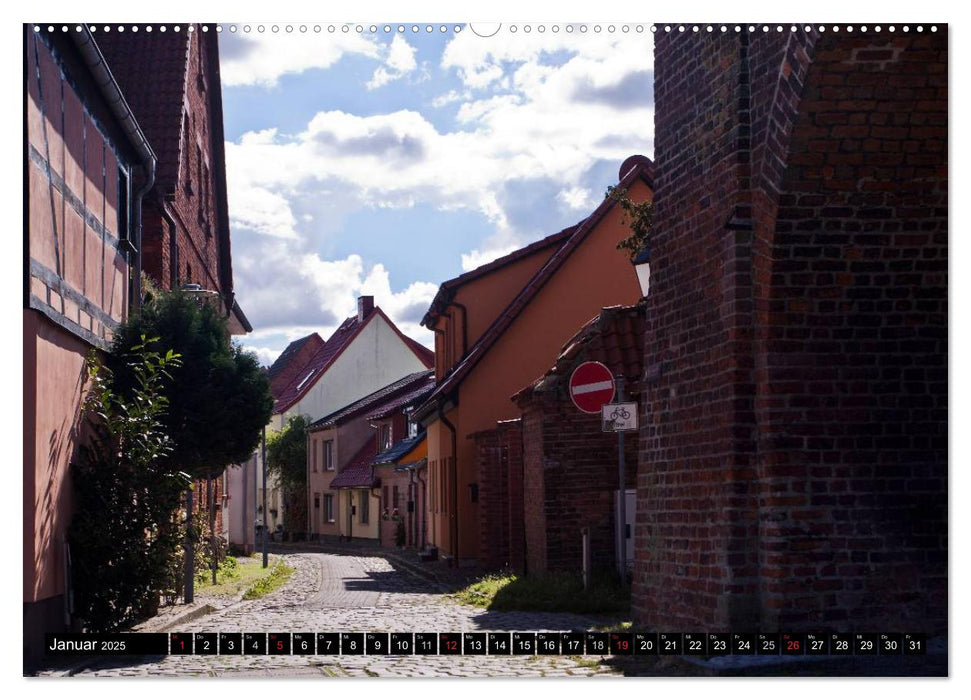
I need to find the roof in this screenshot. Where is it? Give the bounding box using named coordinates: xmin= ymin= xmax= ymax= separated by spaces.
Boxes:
xmin=415 ymin=155 xmax=654 ymax=419
xmin=395 ymin=458 xmax=427 ymax=473
xmin=513 ymin=301 xmax=647 ymax=406
xmin=421 ymin=225 xmax=578 ymax=327
xmin=329 ymin=436 xmax=379 ymax=489
xmin=372 ymin=433 xmax=425 ymax=466
xmin=273 ymin=316 xmax=366 ymax=413
xmin=96 ymin=25 xmax=247 ymax=328
xmin=308 ymin=370 xmax=435 ymax=431
xmin=267 ymin=333 xmax=325 ymax=399
xmin=365 ymin=380 xmax=436 ymax=421
xmin=274 ymin=307 xmax=433 ymax=414
xmin=94 ymin=28 xmax=188 ymax=190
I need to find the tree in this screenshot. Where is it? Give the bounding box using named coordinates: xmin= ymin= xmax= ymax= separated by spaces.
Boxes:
xmin=106 ymin=288 xmax=274 ymax=479
xmin=68 ymin=338 xmax=191 ymax=631
xmin=266 ymin=415 xmax=309 ymax=536
xmin=607 ymin=185 xmax=653 ymax=261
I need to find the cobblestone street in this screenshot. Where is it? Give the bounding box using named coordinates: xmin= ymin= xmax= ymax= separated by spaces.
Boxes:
xmin=43 ymin=551 xmax=628 ymax=678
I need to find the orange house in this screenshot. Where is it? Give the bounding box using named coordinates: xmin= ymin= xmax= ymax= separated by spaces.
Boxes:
xmin=414 ymin=156 xmax=654 ymax=567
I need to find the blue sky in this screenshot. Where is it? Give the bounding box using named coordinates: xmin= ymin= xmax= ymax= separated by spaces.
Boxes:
xmin=219 ymin=25 xmax=655 ymax=364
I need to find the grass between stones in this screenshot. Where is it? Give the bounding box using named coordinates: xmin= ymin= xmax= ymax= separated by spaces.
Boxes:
xmin=452 ymin=571 xmax=630 ymax=614
xmin=241 ymin=558 xmax=295 ymax=600
xmin=193 ymin=553 xmax=285 ymax=599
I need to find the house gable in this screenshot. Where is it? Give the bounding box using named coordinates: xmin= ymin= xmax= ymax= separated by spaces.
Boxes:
xmin=276 ymin=308 xmax=433 ymax=424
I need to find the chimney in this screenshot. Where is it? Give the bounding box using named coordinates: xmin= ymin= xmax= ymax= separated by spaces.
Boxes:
xmin=358 ymin=295 xmax=375 ymax=322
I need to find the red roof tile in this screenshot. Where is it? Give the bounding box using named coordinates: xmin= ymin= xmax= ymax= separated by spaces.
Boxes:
xmin=308 ymin=371 xmax=434 ymax=430
xmin=274 ymin=308 xmax=435 ymax=414
xmin=329 ymin=436 xmax=379 ymax=489
xmin=94 ymin=29 xmax=189 ymax=191
xmin=365 ymin=380 xmax=436 ymax=421
xmin=414 ymin=156 xmax=654 ymax=419
xmin=268 ymin=333 xmax=325 ymax=400
xmin=273 ymin=314 xmax=367 ymax=413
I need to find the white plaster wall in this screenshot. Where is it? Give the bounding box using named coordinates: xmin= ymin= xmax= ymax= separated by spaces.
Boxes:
xmin=285 ymin=315 xmax=428 ymax=424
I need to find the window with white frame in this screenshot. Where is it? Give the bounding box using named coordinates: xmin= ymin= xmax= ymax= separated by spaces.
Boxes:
xmin=324 ymin=494 xmax=334 ymax=522
xmin=324 ymin=440 xmax=334 ymax=470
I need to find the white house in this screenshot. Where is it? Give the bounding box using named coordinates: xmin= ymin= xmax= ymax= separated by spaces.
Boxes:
xmin=224 ymin=296 xmax=434 ymax=551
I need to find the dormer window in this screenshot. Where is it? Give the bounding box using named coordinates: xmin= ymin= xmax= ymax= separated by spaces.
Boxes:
xmin=380 ymin=423 xmax=392 ymax=451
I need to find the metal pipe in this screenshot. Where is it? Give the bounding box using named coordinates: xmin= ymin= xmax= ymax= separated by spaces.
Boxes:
xmin=185 ymin=487 xmax=194 ymax=603
xmin=445 ymin=301 xmax=469 ymax=358
xmin=261 ymin=425 xmax=268 ymax=568
xmin=616 ymin=375 xmax=627 ymax=582
xmin=438 ymin=405 xmax=459 ymax=567
xmin=416 ymin=466 xmax=427 ymax=550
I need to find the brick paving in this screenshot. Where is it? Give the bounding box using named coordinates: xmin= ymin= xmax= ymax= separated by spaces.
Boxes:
xmin=41 ymin=550 xmax=626 ymax=678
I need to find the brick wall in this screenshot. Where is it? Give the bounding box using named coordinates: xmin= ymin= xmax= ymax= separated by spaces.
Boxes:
xmin=473 ymin=420 xmax=524 ymax=571
xmin=522 ymin=391 xmax=637 ymax=576
xmin=635 ymin=29 xmax=947 ymax=633
xmin=158 ymin=30 xmax=225 ymax=295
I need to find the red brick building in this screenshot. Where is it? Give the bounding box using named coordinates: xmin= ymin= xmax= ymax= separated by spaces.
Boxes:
xmin=24 ymin=25 xmax=155 ymax=663
xmin=635 ymin=29 xmax=947 ymax=633
xmin=511 ymin=302 xmax=646 ymax=576
xmin=97 ymin=25 xmax=249 ymax=539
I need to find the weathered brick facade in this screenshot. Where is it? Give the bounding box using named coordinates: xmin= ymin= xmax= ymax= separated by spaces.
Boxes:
xmin=514 ymin=304 xmax=645 ymax=576
xmin=471 ymin=420 xmax=525 ymax=571
xmin=97 ymin=26 xmax=243 ymax=537
xmin=635 ymin=29 xmax=947 ymax=633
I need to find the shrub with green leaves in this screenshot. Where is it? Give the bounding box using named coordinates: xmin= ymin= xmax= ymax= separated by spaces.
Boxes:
xmin=68 ymin=337 xmax=191 ymax=632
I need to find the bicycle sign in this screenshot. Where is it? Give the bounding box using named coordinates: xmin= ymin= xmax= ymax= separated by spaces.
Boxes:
xmin=602 ymin=402 xmax=638 ymax=432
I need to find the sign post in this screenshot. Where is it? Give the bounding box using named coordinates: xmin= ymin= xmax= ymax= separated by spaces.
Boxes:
xmin=617 ymin=376 xmax=626 ymax=582
xmin=570 ymin=362 xmax=636 ymax=583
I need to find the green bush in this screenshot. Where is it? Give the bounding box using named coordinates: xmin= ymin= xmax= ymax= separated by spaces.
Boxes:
xmin=68 ymin=338 xmax=190 ymax=632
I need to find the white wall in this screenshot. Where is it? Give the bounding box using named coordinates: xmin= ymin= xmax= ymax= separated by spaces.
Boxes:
xmin=232 ymin=313 xmax=429 ymax=541
xmin=285 ymin=315 xmax=428 ymax=424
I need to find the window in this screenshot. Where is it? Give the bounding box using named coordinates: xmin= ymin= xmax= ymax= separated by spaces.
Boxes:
xmin=324 ymin=494 xmax=334 ymax=522
xmin=324 ymin=440 xmax=334 ymax=471
xmin=383 ymin=486 xmax=389 ymax=510
xmin=380 ymin=423 xmax=392 ymax=451
xmin=182 ymin=112 xmax=193 ymax=194
xmin=311 ymin=440 xmax=317 ymax=472
xmin=202 ymin=163 xmax=211 ymax=234
xmin=408 ymin=420 xmax=418 ymax=438
xmin=359 ymin=490 xmax=369 ymax=524
xmin=314 ymin=494 xmax=320 ymax=509
xmin=393 ymin=485 xmax=399 ymax=509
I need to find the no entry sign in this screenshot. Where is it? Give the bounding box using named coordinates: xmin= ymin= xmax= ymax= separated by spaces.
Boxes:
xmin=569 ymin=361 xmax=616 ymax=414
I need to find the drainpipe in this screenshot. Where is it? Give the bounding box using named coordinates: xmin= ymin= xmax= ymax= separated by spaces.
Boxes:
xmin=416 ymin=466 xmax=427 ymax=550
xmin=407 ymin=470 xmax=415 ymax=548
xmin=438 ymin=404 xmax=459 ymax=567
xmin=446 ymin=301 xmax=469 ymax=358
xmin=433 ymin=327 xmax=446 ymax=377
xmin=70 ymin=29 xmax=155 ymax=312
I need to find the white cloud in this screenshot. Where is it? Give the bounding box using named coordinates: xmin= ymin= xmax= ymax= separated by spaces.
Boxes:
xmin=460 ymin=245 xmax=518 ymax=272
xmin=220 ymin=31 xmax=381 ymax=88
xmin=226 ymin=30 xmax=655 ymax=359
xmin=558 ymin=186 xmax=597 ymax=210
xmin=239 ymin=344 xmax=282 ymax=367
xmin=366 ymin=35 xmax=418 ymax=90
